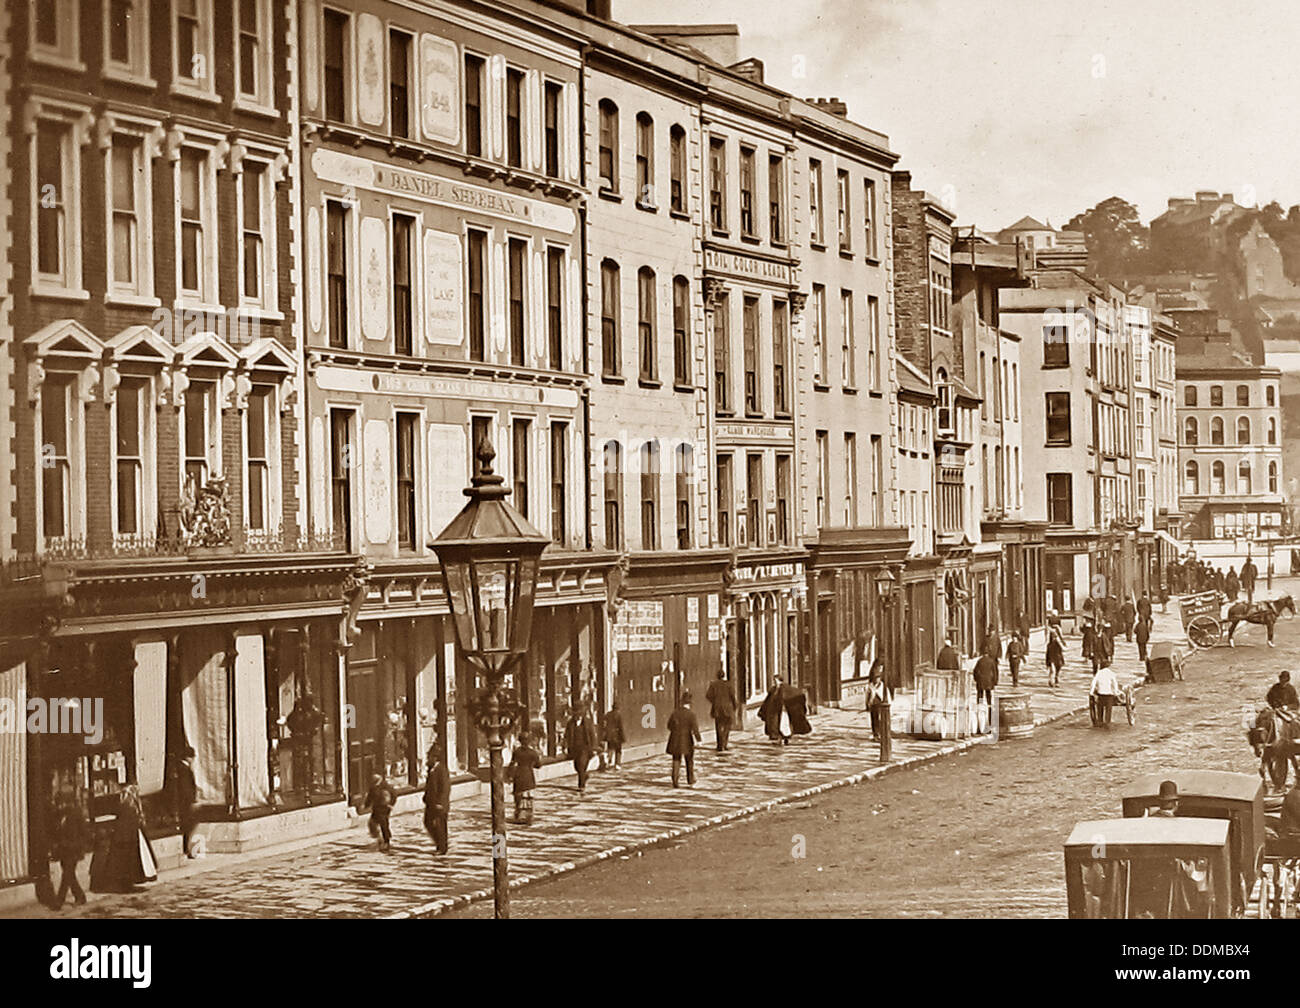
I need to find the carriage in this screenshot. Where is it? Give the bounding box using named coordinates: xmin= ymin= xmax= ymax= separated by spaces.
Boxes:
xmin=1179 ymin=590 xmax=1225 ymax=649
xmin=1063 ymin=817 xmax=1233 ymax=918
xmin=1120 ymin=771 xmax=1264 ymax=916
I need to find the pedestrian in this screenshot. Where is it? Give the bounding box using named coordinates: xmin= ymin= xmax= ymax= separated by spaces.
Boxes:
xmin=665 ymin=691 xmax=702 ymax=788
xmin=1088 ymin=662 xmax=1121 ymax=728
xmin=564 ymin=702 xmax=599 ymax=794
xmin=1137 ymin=592 xmax=1152 ymax=626
xmin=1226 ymin=567 xmax=1240 ymax=602
xmin=1006 ymin=633 xmax=1024 ymax=688
xmin=1046 ymin=608 xmax=1063 ymax=633
xmin=48 ymin=793 xmax=88 ymax=909
xmin=601 ymin=702 xmax=625 ymax=770
xmin=973 ymin=650 xmax=998 ymax=732
xmin=758 ymin=676 xmax=793 ymax=745
xmin=1135 ymin=614 xmax=1152 ymax=662
xmin=1093 ymin=622 xmax=1114 ymax=676
xmin=175 ymin=746 xmax=198 ymax=859
xmin=983 ymin=623 xmax=1002 ymax=667
xmin=936 ymin=637 xmax=961 ymax=670
xmin=1158 ymin=581 xmax=1170 ymax=614
xmin=1120 ymin=596 xmax=1136 ymax=643
xmin=422 ymin=744 xmax=450 ymax=853
xmin=1016 ymin=609 xmax=1031 ymax=648
xmin=866 ymin=657 xmax=892 ymax=741
xmin=1081 ymin=615 xmax=1096 ymax=661
xmin=1144 ymin=780 xmax=1179 ymax=817
xmin=1045 ymin=624 xmax=1065 ymax=688
xmin=363 ymin=773 xmax=395 ymax=851
xmin=1242 ymin=556 xmax=1258 ymax=604
xmin=508 ymin=731 xmax=541 ymax=825
xmin=705 ymin=670 xmax=736 ymax=753
xmin=94 ymin=783 xmax=156 ymax=893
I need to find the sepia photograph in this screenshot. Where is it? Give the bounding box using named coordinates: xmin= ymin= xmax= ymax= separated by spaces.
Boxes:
xmin=0 ymin=0 xmax=1297 ymax=984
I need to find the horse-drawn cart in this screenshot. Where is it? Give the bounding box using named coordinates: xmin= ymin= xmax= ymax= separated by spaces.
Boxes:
xmin=1179 ymin=590 xmax=1224 ymax=649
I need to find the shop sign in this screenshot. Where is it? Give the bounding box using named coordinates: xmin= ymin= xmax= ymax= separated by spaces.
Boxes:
xmin=733 ymin=562 xmax=801 ymax=583
xmin=716 ymin=421 xmax=793 ymax=443
xmin=613 ymin=600 xmax=663 ymax=652
xmin=704 ymin=248 xmax=794 ymax=286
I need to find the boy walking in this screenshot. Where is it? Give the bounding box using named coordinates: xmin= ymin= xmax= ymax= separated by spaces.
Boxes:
xmin=509 ymin=731 xmax=541 ymax=825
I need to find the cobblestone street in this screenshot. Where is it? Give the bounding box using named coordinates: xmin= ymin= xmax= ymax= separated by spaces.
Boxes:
xmin=3 ymin=597 xmax=1239 ymax=919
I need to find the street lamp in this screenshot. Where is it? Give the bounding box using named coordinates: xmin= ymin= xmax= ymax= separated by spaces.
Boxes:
xmin=432 ymin=440 xmax=548 ymax=920
xmin=873 ymin=566 xmax=899 ymax=763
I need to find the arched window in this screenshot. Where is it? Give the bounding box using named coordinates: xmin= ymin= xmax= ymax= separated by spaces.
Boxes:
xmin=598 ymin=99 xmax=618 ymax=191
xmin=1268 ymin=417 xmax=1277 ymax=445
xmin=1184 ymin=416 xmax=1198 ymax=445
xmin=1236 ymin=384 xmax=1250 ymax=406
xmin=1211 ymin=460 xmax=1225 ymax=494
xmin=637 ymin=266 xmax=656 ymax=382
xmin=635 ymin=112 xmax=654 ymax=205
xmin=1269 ymin=461 xmax=1279 ymax=493
xmin=600 ymin=259 xmax=620 ymax=375
xmin=1184 ymin=385 xmax=1197 ymax=407
xmin=1210 ymin=416 xmax=1224 ymax=445
xmin=1237 ymin=416 xmax=1251 ymax=444
xmin=1238 ymin=460 xmax=1252 ymax=495
xmin=603 ymin=441 xmax=623 ymax=548
xmin=1210 ymin=385 xmax=1223 ymax=406
xmin=1184 ymin=460 xmax=1199 ymax=495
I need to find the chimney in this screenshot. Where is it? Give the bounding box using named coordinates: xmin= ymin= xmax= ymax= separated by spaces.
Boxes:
xmin=1222 ymin=193 xmax=1234 ymax=204
xmin=1195 ymin=190 xmax=1219 ymax=204
xmin=808 ymin=96 xmax=848 ymax=117
xmin=629 ymin=24 xmax=740 ymax=66
xmin=728 ymin=57 xmax=764 ymax=83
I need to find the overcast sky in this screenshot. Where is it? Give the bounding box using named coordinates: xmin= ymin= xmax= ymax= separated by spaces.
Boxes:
xmin=615 ymin=0 xmax=1300 ymax=232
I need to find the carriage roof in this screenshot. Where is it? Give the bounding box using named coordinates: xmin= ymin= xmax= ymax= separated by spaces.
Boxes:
xmin=1120 ymin=770 xmax=1263 ymax=805
xmin=1064 ymin=817 xmax=1230 ymax=853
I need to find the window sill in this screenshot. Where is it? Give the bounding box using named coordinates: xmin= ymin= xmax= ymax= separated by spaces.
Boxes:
xmin=101 ymin=66 xmax=157 ymax=90
xmin=601 ymin=373 xmax=625 ymax=385
xmin=638 ymin=378 xmax=662 ymax=390
xmin=868 ymin=388 xmax=884 ymax=398
xmin=810 ymin=240 xmax=827 ymax=252
xmin=635 ymin=200 xmax=658 ymax=213
xmin=171 ymin=83 xmax=221 ymax=105
xmin=104 ymin=292 xmax=162 ymax=310
xmin=813 ymin=382 xmax=830 ymax=392
xmin=865 ymin=255 xmax=881 ymax=267
xmin=30 ymin=51 xmax=86 ymax=74
xmin=672 ymin=383 xmax=694 ymax=394
xmin=598 ymin=186 xmax=622 ymax=203
xmin=839 ymin=248 xmax=855 ymax=260
xmin=744 ymin=412 xmax=765 ymax=421
xmin=233 ymin=95 xmax=280 ymax=120
xmin=1045 ymin=441 xmax=1072 ymax=449
xmin=715 ymin=410 xmax=736 ymax=419
xmin=740 ymin=233 xmax=761 ymax=245
xmin=31 ymin=284 xmax=90 ymax=303
xmin=842 ymin=386 xmax=858 ymax=395
xmin=237 ymin=304 xmax=287 ymax=323
xmin=711 ymin=227 xmax=730 ymax=239
xmin=771 ymin=239 xmax=788 ymax=251
xmin=669 ymin=209 xmax=691 ymax=222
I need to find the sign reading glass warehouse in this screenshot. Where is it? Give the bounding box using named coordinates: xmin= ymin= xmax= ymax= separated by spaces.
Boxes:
xmin=310 ymin=149 xmax=577 ymax=234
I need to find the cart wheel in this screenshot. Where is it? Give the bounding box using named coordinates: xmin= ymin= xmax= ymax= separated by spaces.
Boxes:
xmin=1187 ymin=616 xmax=1222 ymax=649
xmin=1258 ymin=868 xmax=1274 ymax=918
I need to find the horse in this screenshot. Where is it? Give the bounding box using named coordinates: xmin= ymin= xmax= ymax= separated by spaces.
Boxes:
xmin=1225 ymin=595 xmax=1295 ymax=647
xmin=1249 ymin=706 xmax=1300 ymax=790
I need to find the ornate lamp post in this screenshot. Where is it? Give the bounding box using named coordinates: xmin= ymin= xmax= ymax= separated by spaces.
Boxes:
xmin=874 ymin=565 xmax=899 ymax=763
xmin=431 ymin=441 xmax=548 ymax=920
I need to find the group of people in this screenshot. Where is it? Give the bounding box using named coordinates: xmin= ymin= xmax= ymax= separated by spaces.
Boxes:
xmin=1167 ymin=556 xmax=1258 ymax=602
xmin=44 ymin=781 xmax=160 ymax=911
xmin=939 ymin=614 xmax=1034 ymax=731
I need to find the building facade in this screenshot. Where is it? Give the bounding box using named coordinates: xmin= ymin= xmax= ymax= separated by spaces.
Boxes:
xmin=1177 ymin=363 xmax=1286 ymax=539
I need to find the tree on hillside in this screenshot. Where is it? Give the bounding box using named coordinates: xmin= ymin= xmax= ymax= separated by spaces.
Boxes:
xmin=1065 ymin=196 xmax=1150 ymax=283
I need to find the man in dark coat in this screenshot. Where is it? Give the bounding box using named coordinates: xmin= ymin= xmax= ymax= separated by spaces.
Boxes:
xmin=1081 ymin=616 xmax=1096 ymax=661
xmin=973 ymin=652 xmax=998 ymax=732
xmin=564 ymin=703 xmax=599 ymax=794
xmin=423 ymin=744 xmax=451 ymax=853
xmin=983 ymin=624 xmax=1002 ymax=666
xmin=1045 ymin=624 xmax=1066 ymax=687
xmin=1016 ymin=609 xmax=1031 ymax=647
xmin=1135 ymin=614 xmax=1152 ymax=662
xmin=1267 ymin=671 xmax=1299 ymax=712
xmin=49 ymin=794 xmax=88 ymax=908
xmin=1006 ymin=634 xmax=1024 ymax=688
xmin=936 ymin=638 xmax=961 ymax=671
xmin=1137 ymin=592 xmax=1152 ymax=625
xmin=1120 ymin=597 xmax=1136 ymax=642
xmin=1242 ymin=557 xmax=1259 ymax=604
xmin=704 ymin=670 xmax=736 ymax=752
xmin=666 ymin=692 xmax=702 ymax=788
xmin=1226 ymin=568 xmax=1240 ymax=602
xmin=363 ymin=773 xmax=396 ymax=851
xmin=1092 ymin=624 xmax=1114 ymax=676
xmin=758 ymin=676 xmax=790 ymax=744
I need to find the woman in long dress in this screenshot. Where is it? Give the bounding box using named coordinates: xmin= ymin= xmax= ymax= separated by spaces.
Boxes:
xmin=105 ymin=784 xmax=157 ymax=892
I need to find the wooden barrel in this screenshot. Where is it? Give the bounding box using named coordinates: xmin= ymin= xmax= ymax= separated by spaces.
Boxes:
xmin=998 ymin=691 xmax=1034 ymax=738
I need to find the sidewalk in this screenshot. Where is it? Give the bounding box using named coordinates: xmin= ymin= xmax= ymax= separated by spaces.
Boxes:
xmin=10 ymin=608 xmax=1189 ymax=919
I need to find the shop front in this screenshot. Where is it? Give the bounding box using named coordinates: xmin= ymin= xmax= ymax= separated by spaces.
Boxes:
xmin=1045 ymin=532 xmax=1098 ymax=618
xmin=805 ymin=529 xmax=911 ymax=708
xmin=726 ymin=550 xmax=810 ymax=719
xmin=610 ymin=551 xmax=730 ymax=749
xmin=984 ymin=522 xmax=1047 ymax=631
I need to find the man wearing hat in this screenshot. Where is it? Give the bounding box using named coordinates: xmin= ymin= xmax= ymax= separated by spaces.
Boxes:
xmin=1145 ymin=781 xmax=1179 ymax=817
xmin=1267 ymin=671 xmax=1299 ymax=712
xmin=666 ymin=691 xmax=702 ymax=788
xmin=1088 ymin=662 xmax=1121 ymax=727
